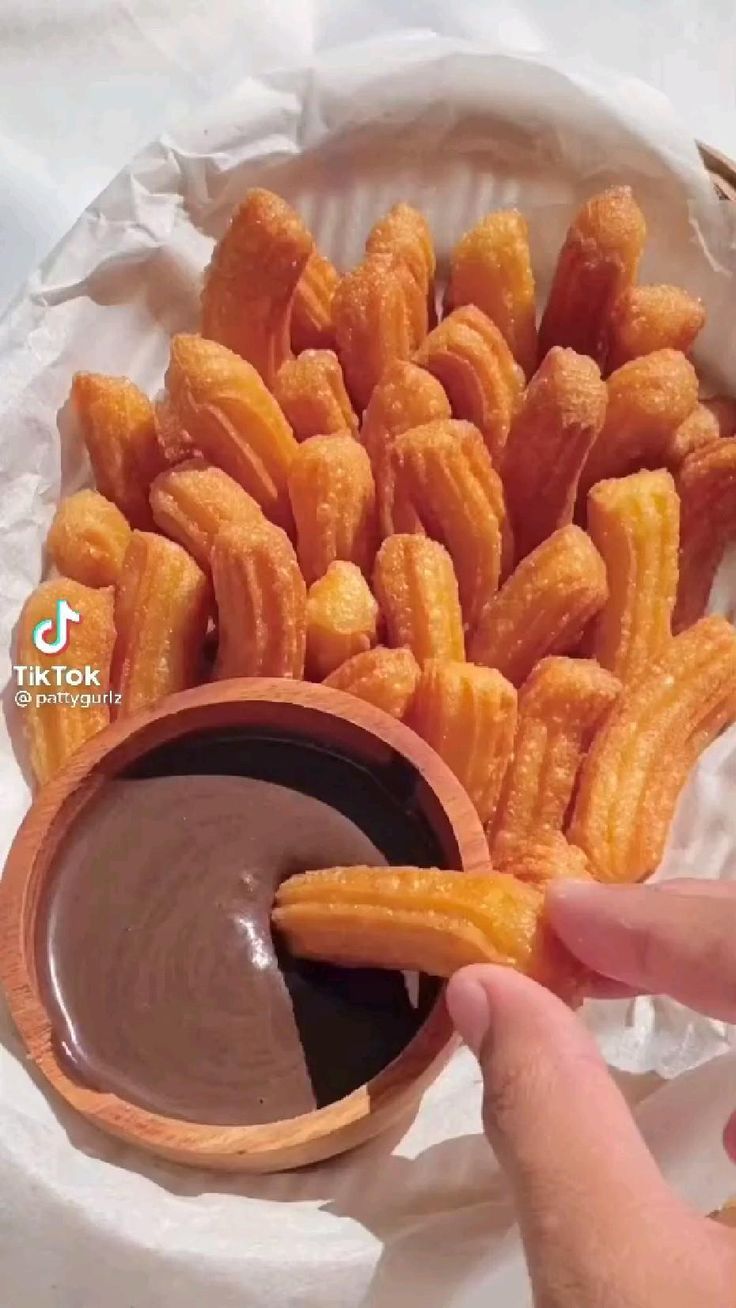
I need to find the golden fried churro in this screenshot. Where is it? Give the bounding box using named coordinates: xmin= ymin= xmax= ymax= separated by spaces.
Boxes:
xmin=373 ymin=535 xmax=465 ymax=664
xmin=366 ymin=202 xmax=436 ymax=321
xmin=491 ymin=657 xmax=620 ymax=850
xmin=410 ymin=660 xmax=517 ymax=826
xmin=568 ymin=616 xmax=736 ymax=882
xmin=447 ymin=210 xmax=537 ymax=377
xmin=201 ymin=188 xmax=314 ymax=386
xmin=666 ymin=403 xmax=720 ymax=467
xmin=212 ymin=521 xmax=306 ymax=680
xmin=16 ymin=579 xmax=115 ymax=784
xmin=324 ymin=646 xmax=420 ymax=719
xmin=502 ymin=347 xmax=607 ymax=559
xmin=288 ymin=433 xmax=377 ymax=583
xmin=273 ymin=866 xmax=581 ymax=997
xmin=112 ymin=531 xmax=210 ymax=718
xmin=607 ymin=284 xmax=705 ymax=371
xmin=149 ymin=460 xmax=264 ymax=572
xmin=414 ymin=306 xmax=524 ymax=462
xmin=46 ymin=490 xmax=132 ymax=588
xmin=306 ymin=561 xmax=379 ymax=680
xmin=674 ymin=438 xmax=736 ymax=631
xmin=586 ymin=470 xmax=680 ymax=681
xmin=154 ymin=394 xmax=198 ymax=466
xmin=493 ymin=831 xmax=592 ymax=885
xmin=333 ymin=253 xmax=426 ymax=411
xmin=360 ymin=360 xmax=450 ymax=537
xmin=72 ymin=373 xmax=163 ymax=529
xmin=165 ymin=335 xmax=298 ymax=531
xmin=703 ymin=394 xmax=736 ymax=438
xmin=538 ymin=186 xmax=647 ymax=365
xmin=468 ymin=525 xmax=608 ymax=686
xmin=273 ymin=349 xmax=358 ymax=441
xmin=291 ymin=250 xmax=340 ymax=353
xmin=394 ymin=419 xmax=511 ymax=627
xmin=576 ymin=349 xmax=698 ymax=509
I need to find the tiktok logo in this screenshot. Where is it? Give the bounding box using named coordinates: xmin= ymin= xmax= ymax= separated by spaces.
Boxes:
xmin=32 ymin=599 xmax=81 ymax=655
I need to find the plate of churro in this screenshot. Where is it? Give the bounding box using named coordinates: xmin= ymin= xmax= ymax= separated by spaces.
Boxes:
xmin=1 ymin=31 xmax=736 ymax=1300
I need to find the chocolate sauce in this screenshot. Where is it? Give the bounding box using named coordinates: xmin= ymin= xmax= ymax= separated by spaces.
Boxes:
xmin=39 ymin=734 xmax=442 ymax=1126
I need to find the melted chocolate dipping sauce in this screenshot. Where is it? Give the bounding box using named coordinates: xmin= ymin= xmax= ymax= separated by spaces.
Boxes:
xmin=39 ymin=732 xmax=441 ymax=1126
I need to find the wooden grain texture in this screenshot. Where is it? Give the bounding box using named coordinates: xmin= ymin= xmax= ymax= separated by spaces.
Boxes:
xmin=0 ymin=678 xmax=488 ymax=1172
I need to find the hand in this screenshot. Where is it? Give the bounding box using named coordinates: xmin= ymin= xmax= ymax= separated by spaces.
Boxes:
xmin=446 ymin=879 xmax=736 ymax=1307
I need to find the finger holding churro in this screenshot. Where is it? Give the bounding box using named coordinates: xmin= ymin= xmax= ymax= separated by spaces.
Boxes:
xmin=46 ymin=490 xmax=132 ymax=588
xmin=165 ymin=335 xmax=298 ymax=532
xmin=201 ymin=188 xmax=314 ymax=386
xmin=414 ymin=306 xmax=524 ymax=463
xmin=568 ymin=616 xmax=736 ymax=882
xmin=273 ymin=866 xmax=581 ymax=999
xmin=491 ymin=657 xmax=620 ymax=851
xmin=212 ymin=521 xmax=306 ymax=680
xmin=72 ymin=373 xmax=164 ymax=529
xmin=586 ymin=470 xmax=680 ymax=681
xmin=410 ymin=660 xmax=517 ymax=826
xmin=306 ymin=561 xmax=379 ymax=680
xmin=607 ymin=284 xmax=705 ymax=371
xmin=576 ymin=349 xmax=698 ymax=510
xmin=292 ymin=250 xmax=340 ymax=353
xmin=274 ymin=350 xmax=358 ymax=441
xmin=538 ymin=186 xmax=647 ymax=366
xmin=324 ymin=646 xmax=420 ymax=720
xmin=361 ymin=361 xmax=450 ymax=536
xmin=394 ymin=418 xmax=511 ymax=627
xmin=333 ymin=254 xmax=427 ymax=411
xmin=288 ymin=433 xmax=377 ymax=584
xmin=446 ymin=209 xmax=537 ymax=377
xmin=373 ymin=535 xmax=465 ymax=664
xmin=674 ymin=438 xmax=736 ymax=631
xmin=112 ymin=531 xmax=210 ymax=718
xmin=16 ymin=579 xmax=116 ymax=784
xmin=502 ymin=347 xmax=607 ymax=559
xmin=468 ymin=525 xmax=608 ymax=686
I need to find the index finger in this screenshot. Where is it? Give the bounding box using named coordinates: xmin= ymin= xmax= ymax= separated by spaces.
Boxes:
xmin=547 ymin=881 xmax=736 ymax=1021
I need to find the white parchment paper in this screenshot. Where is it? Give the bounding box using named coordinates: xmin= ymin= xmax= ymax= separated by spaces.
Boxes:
xmin=1 ymin=34 xmax=735 ymax=1308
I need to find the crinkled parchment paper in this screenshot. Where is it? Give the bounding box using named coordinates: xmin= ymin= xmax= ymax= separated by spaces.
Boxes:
xmin=1 ymin=34 xmax=734 ymax=1308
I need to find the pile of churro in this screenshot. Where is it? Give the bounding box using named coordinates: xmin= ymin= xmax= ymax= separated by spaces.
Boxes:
xmin=20 ymin=184 xmax=736 ymax=992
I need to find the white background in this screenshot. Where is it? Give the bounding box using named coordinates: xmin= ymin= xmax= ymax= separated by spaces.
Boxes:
xmin=1 ymin=0 xmax=736 ymax=314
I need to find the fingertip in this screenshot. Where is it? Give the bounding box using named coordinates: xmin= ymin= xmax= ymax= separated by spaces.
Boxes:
xmin=448 ymin=963 xmax=583 ymax=1052
xmin=545 ymin=880 xmax=638 ymax=964
xmin=446 ymin=967 xmax=492 ymax=1056
xmin=545 ymin=877 xmax=612 ymax=913
xmin=723 ymin=1110 xmax=736 ymax=1164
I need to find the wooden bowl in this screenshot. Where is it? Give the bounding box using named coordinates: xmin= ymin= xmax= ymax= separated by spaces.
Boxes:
xmin=0 ymin=678 xmax=488 ymax=1172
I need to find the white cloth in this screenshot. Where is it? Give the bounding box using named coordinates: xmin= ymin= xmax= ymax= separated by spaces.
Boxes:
xmin=1 ymin=0 xmax=736 ymax=313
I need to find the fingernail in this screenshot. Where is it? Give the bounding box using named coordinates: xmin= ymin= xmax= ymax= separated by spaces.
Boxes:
xmin=446 ymin=973 xmax=491 ymax=1056
xmin=723 ymin=1111 xmax=736 ymax=1164
xmin=546 ymin=880 xmax=610 ymax=905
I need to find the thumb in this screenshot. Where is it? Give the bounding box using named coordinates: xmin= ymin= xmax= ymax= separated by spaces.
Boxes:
xmin=446 ymin=966 xmax=698 ymax=1303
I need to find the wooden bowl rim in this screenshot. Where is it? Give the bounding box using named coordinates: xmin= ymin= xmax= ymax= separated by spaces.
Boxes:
xmin=0 ymin=678 xmax=488 ymax=1168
